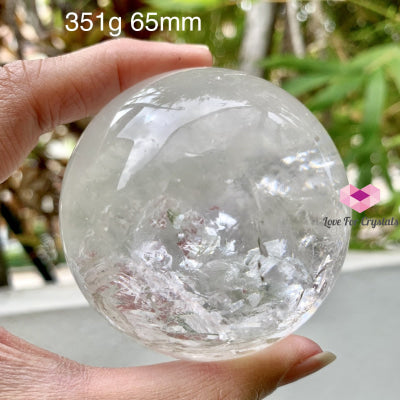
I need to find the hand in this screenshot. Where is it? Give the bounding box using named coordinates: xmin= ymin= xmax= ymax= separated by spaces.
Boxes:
xmin=0 ymin=39 xmax=335 ymax=399
xmin=0 ymin=39 xmax=211 ymax=183
xmin=0 ymin=327 xmax=334 ymax=400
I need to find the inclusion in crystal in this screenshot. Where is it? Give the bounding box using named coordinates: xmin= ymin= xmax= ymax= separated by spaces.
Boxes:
xmin=60 ymin=68 xmax=350 ymax=361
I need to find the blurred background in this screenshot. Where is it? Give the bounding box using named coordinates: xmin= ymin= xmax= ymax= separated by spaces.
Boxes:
xmin=0 ymin=0 xmax=399 ymax=287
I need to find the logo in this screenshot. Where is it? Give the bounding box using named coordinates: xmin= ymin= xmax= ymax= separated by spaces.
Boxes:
xmin=340 ymin=184 xmax=380 ymax=213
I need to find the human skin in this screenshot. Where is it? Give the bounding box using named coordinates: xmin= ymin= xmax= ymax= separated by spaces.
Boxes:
xmin=0 ymin=39 xmax=335 ymax=399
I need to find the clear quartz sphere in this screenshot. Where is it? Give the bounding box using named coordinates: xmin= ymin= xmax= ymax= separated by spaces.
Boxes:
xmin=60 ymin=67 xmax=350 ymax=361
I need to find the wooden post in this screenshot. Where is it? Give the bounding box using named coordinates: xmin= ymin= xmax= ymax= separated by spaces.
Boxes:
xmin=239 ymin=1 xmax=278 ymax=76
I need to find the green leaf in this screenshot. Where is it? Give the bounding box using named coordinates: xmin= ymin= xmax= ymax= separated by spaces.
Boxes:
xmin=361 ymin=68 xmax=386 ymax=141
xmin=357 ymin=69 xmax=387 ymax=189
xmin=282 ymin=74 xmax=333 ymax=97
xmin=357 ymin=163 xmax=373 ymax=190
xmin=386 ymin=58 xmax=400 ymax=93
xmin=260 ymin=56 xmax=342 ymax=74
xmin=348 ymin=44 xmax=400 ymax=72
xmin=306 ymin=74 xmax=365 ymax=111
xmin=346 ymin=0 xmax=400 ymax=23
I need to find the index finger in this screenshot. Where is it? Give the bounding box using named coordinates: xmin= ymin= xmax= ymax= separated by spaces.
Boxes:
xmin=0 ymin=39 xmax=212 ymax=183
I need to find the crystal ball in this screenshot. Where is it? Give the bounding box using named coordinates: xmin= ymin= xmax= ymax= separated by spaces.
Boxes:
xmin=60 ymin=67 xmax=350 ymax=361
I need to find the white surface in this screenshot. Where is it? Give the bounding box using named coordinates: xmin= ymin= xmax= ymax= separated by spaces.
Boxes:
xmin=341 ymin=250 xmax=400 ymax=272
xmin=0 ymin=282 xmax=87 ymax=317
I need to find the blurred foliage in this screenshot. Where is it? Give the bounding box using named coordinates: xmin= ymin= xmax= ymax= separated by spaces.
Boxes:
xmin=0 ymin=0 xmax=399 ymax=277
xmin=143 ymin=0 xmax=229 ymax=12
xmin=260 ymin=1 xmax=400 ymax=248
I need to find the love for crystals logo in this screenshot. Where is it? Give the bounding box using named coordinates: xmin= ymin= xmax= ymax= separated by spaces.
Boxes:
xmin=340 ymin=184 xmax=380 ymax=213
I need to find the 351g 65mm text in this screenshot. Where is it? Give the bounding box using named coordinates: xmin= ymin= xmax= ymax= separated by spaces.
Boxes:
xmin=65 ymin=12 xmax=202 ymax=37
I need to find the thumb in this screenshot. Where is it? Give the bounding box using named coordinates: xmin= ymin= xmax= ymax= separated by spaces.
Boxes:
xmin=0 ymin=39 xmax=212 ymax=183
xmin=89 ymin=335 xmax=336 ymax=399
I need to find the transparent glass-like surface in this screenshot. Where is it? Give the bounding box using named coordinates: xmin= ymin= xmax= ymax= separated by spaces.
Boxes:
xmin=60 ymin=68 xmax=350 ymax=361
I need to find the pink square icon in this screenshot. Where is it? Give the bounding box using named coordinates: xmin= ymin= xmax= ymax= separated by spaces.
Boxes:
xmin=340 ymin=184 xmax=380 ymax=213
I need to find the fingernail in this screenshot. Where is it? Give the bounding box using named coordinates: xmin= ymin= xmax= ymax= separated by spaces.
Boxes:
xmin=187 ymin=44 xmax=210 ymax=51
xmin=279 ymin=351 xmax=336 ymax=386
